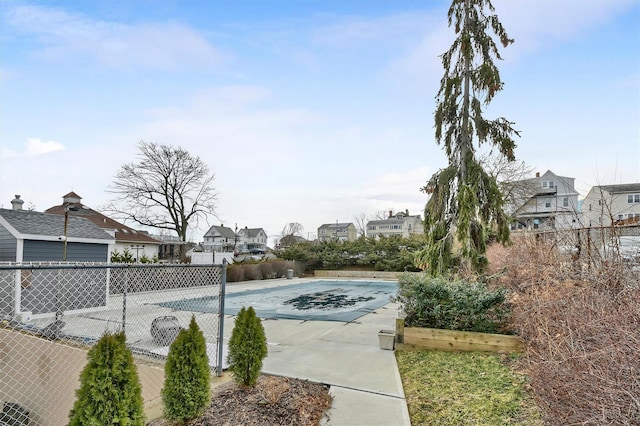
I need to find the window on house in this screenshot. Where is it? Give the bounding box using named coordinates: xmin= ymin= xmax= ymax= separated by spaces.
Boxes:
xmin=563 ymin=197 xmax=569 ymax=207
xmin=589 ymin=203 xmax=592 ymax=211
xmin=618 ymin=214 xmax=624 ymax=220
xmin=542 ymin=180 xmax=555 ymax=188
xmin=545 ymin=199 xmax=551 ymax=208
xmin=628 ymin=194 xmax=640 ymax=203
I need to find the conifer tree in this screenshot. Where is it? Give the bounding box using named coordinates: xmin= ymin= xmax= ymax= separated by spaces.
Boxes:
xmin=69 ymin=332 xmax=145 ymax=425
xmin=416 ymin=0 xmax=519 ymax=274
xmin=227 ymin=306 xmax=267 ymax=387
xmin=162 ymin=316 xmax=211 ymax=422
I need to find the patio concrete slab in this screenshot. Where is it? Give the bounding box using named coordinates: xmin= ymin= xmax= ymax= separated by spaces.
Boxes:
xmin=220 ymin=279 xmax=410 ymax=426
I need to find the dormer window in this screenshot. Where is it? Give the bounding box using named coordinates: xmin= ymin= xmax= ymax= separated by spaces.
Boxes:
xmin=542 ymin=180 xmax=555 ymax=189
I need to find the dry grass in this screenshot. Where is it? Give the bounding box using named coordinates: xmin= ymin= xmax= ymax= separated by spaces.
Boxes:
xmin=487 ymin=234 xmax=640 ymax=425
xmin=396 ymin=348 xmax=542 ymax=425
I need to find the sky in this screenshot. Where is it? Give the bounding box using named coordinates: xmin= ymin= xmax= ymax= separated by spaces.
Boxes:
xmin=1 ymin=0 xmax=639 ymax=245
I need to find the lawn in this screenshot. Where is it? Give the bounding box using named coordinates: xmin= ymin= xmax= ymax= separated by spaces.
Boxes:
xmin=396 ymin=349 xmax=542 ymax=426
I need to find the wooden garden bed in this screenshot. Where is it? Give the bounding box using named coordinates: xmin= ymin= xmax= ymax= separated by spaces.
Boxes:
xmin=395 ymin=318 xmax=524 ymax=353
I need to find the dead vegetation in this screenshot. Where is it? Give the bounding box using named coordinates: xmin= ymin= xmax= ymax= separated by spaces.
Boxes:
xmin=487 ymin=233 xmax=639 ymax=425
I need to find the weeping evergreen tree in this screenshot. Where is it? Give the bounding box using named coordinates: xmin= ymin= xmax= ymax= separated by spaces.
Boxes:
xmin=415 ymin=0 xmax=519 ymax=275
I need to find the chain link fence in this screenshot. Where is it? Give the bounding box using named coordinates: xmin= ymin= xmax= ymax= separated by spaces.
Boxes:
xmin=0 ymin=262 xmax=226 ymax=425
xmin=513 ymin=223 xmax=640 ymax=266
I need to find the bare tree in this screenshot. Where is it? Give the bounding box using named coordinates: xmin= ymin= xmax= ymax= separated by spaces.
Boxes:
xmin=279 ymin=222 xmax=303 ymax=248
xmin=107 ymin=141 xmax=217 ymax=260
xmin=353 ymin=213 xmax=367 ymax=239
xmin=480 ymin=153 xmax=536 ymax=217
xmin=373 ymin=209 xmax=393 ymax=220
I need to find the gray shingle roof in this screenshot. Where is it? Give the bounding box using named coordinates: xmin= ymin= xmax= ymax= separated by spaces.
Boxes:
xmin=597 ymin=183 xmax=640 ymax=193
xmin=204 ymin=225 xmax=236 ymax=239
xmin=241 ymin=228 xmax=265 ymax=238
xmin=318 ymin=223 xmax=353 ymax=229
xmin=0 ymin=209 xmax=114 ymax=240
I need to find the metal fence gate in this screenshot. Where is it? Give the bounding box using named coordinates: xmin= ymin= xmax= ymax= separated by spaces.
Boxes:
xmin=0 ymin=262 xmax=226 ymax=426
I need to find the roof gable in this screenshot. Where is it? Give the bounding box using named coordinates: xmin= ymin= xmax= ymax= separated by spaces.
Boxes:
xmin=204 ymin=225 xmax=236 ymax=239
xmin=46 ymin=197 xmax=161 ymax=245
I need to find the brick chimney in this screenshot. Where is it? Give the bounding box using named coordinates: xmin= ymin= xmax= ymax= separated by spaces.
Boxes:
xmin=389 ymin=210 xmax=393 ymax=218
xmin=535 ymin=172 xmax=540 ymax=178
xmin=11 ymin=195 xmax=24 ymax=210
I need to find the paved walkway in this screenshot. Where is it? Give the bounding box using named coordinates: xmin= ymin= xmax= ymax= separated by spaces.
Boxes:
xmin=223 ymin=278 xmax=411 ymax=426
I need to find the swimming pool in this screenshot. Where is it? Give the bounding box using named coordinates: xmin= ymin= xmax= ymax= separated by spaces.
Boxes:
xmin=156 ymin=280 xmax=398 ymax=322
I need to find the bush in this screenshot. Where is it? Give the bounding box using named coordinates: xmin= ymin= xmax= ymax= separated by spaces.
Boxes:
xmin=162 ymin=316 xmax=211 ymax=422
xmin=227 ymin=306 xmax=268 ymax=387
xmin=396 ymin=273 xmax=510 ymax=333
xmin=69 ymin=332 xmax=145 ymax=425
xmin=488 ymin=236 xmax=640 ymax=424
xmin=226 ymin=265 xmax=245 ymax=282
xmin=243 ymin=264 xmax=263 ymax=280
xmin=258 ymin=262 xmax=274 ymax=279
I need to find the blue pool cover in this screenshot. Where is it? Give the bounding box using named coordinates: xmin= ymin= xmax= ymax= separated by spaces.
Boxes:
xmin=156 ymin=280 xmax=398 ymax=322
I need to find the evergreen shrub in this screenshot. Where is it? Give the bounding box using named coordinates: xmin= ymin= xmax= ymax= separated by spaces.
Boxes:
xmin=68 ymin=332 xmax=145 ymax=425
xmin=162 ymin=316 xmax=211 ymax=422
xmin=227 ymin=306 xmax=268 ymax=386
xmin=396 ymin=273 xmax=510 ymax=333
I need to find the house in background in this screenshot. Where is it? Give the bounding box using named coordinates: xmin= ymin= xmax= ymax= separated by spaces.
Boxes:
xmin=46 ymin=192 xmax=161 ymax=261
xmin=147 ymin=234 xmax=190 ymax=262
xmin=236 ymin=227 xmax=268 ymax=253
xmin=509 ymin=170 xmax=580 ymax=231
xmin=582 ymin=183 xmax=640 ymax=227
xmin=366 ymin=210 xmax=423 ymax=239
xmin=0 ymin=197 xmax=114 ymax=318
xmin=317 ymin=223 xmax=357 ymax=242
xmin=202 ymin=224 xmax=237 ymax=252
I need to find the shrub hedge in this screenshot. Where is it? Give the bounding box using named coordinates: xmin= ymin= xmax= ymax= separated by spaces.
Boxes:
xmin=396 ymin=273 xmax=510 ymax=334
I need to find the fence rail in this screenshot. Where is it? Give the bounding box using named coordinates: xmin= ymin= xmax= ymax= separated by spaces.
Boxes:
xmin=0 ymin=262 xmax=226 ymax=426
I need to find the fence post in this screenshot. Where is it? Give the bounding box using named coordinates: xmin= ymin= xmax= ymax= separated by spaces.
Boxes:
xmin=13 ymin=267 xmax=21 ymax=318
xmin=217 ymin=259 xmax=227 ymax=377
xmin=122 ymin=266 xmax=128 ymax=334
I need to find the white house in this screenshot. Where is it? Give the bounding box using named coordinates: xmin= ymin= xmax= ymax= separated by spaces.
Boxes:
xmin=582 ymin=183 xmax=640 ymax=227
xmin=202 ymin=224 xmax=237 ymax=252
xmin=236 ymin=227 xmax=268 ymax=253
xmin=366 ymin=210 xmax=424 ymax=238
xmin=510 ymin=170 xmax=580 ymax=231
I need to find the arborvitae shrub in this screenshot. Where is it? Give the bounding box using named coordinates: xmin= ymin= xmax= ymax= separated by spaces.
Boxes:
xmin=162 ymin=316 xmax=211 ymax=422
xmin=69 ymin=332 xmax=145 ymax=425
xmin=227 ymin=306 xmax=268 ymax=386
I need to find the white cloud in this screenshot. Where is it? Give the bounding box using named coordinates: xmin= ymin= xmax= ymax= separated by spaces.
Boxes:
xmin=5 ymin=5 xmax=225 ymax=71
xmin=26 ymin=138 xmax=65 ymax=155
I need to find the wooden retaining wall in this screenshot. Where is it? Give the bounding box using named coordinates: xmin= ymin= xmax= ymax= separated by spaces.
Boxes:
xmin=395 ymin=318 xmax=524 ymax=354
